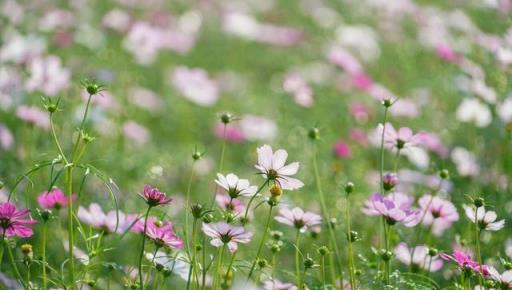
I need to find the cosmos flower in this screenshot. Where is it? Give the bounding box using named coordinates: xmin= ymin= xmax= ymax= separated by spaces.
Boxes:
xmin=37 ymin=188 xmax=76 ymax=210
xmin=140 ymin=185 xmax=172 ymax=207
xmin=215 ymin=173 xmax=257 ymax=198
xmin=25 ymin=55 xmax=70 ymax=95
xmin=361 ymin=192 xmax=419 ymax=227
xmin=123 ymin=121 xmax=150 ymax=146
xmin=202 ymin=222 xmax=252 ymax=252
xmin=394 ymin=243 xmax=443 ymax=272
xmin=463 ymin=205 xmax=505 ymax=231
xmin=0 ymin=202 xmax=37 ymax=238
xmin=77 ymin=203 xmax=136 ymax=233
xmin=274 ymin=207 xmax=322 ymax=231
xmin=377 ymin=123 xmax=425 ymax=151
xmin=255 ymin=145 xmax=304 ymax=190
xmin=418 ymin=195 xmax=459 ymax=236
xmin=145 ymin=251 xmax=192 ymax=281
xmin=0 ymin=124 xmax=14 ymax=150
xmin=171 ymin=66 xmax=219 ymax=106
xmin=440 ymin=250 xmax=487 ymax=274
xmin=16 ymin=106 xmax=50 ymax=130
xmin=216 ymin=194 xmax=246 ymax=216
xmin=488 ymin=266 xmax=512 ymax=288
xmin=143 ymin=220 xmax=184 ymax=249
xmin=333 ymin=140 xmax=351 ymax=158
xmin=263 ymin=279 xmax=298 ymax=290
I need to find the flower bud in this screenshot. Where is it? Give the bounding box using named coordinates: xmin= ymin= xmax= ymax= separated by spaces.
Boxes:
xmin=224 ymin=212 xmax=235 ymax=223
xmin=220 ymin=113 xmax=233 ymax=124
xmin=38 ymin=209 xmax=52 ymax=222
xmin=195 ymin=244 xmax=203 ymax=252
xmin=504 ymin=261 xmax=512 ymax=270
xmin=428 ymin=248 xmax=438 ymax=257
xmin=304 ymin=256 xmax=315 ymax=269
xmin=269 ymin=184 xmax=283 ymax=198
xmin=382 ymin=173 xmax=397 ymax=191
xmin=473 ymin=197 xmax=485 ymax=208
xmin=257 ymin=258 xmax=268 ymax=269
xmin=439 ymin=169 xmax=449 ymax=179
xmin=268 ymin=195 xmax=280 ymax=206
xmin=382 ymin=98 xmax=393 ymax=108
xmin=354 ymin=269 xmax=362 ymax=276
xmin=191 ymin=204 xmax=204 ymax=219
xmin=240 ymin=217 xmax=249 ymax=225
xmin=308 ymin=128 xmax=320 ymax=140
xmin=192 ymin=150 xmax=203 ymax=161
xmin=270 ymin=243 xmax=281 ymax=253
xmin=329 ymin=218 xmax=337 ymax=229
xmin=271 ymin=231 xmax=283 ymax=240
xmin=347 ymin=231 xmax=360 ymax=243
xmin=317 ymin=246 xmax=329 ymax=256
xmin=156 ymin=263 xmax=164 ymax=272
xmin=379 ymin=249 xmax=393 ymax=261
xmin=21 ymin=244 xmax=33 ymax=265
xmin=86 ymin=280 xmax=96 ymax=287
xmin=345 ymin=182 xmax=354 ymax=194
xmin=202 ymin=213 xmax=214 ymax=224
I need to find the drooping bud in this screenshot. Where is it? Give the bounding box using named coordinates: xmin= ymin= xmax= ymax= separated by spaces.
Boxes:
xmin=383 ymin=173 xmax=398 ymax=191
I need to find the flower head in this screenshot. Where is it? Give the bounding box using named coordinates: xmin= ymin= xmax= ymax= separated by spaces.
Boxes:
xmin=263 ymin=279 xmax=298 ymax=290
xmin=37 ymin=188 xmax=76 ymax=210
xmin=418 ymin=195 xmax=459 ymax=236
xmin=215 ymin=173 xmax=257 ymax=199
xmin=394 ymin=243 xmax=443 ymax=272
xmin=140 ymin=185 xmax=172 ymax=207
xmin=255 ymin=145 xmax=303 ymax=190
xmin=144 ymin=220 xmax=184 ymax=249
xmin=202 ymin=222 xmax=252 ymax=252
xmin=383 ymin=172 xmax=398 ymax=191
xmin=378 ymin=123 xmax=425 ymax=151
xmin=78 ymin=203 xmax=136 ymax=234
xmin=463 ymin=205 xmax=505 ymax=231
xmin=216 ymin=194 xmax=246 ymax=216
xmin=440 ymin=250 xmax=487 ymax=274
xmin=362 ymin=192 xmax=419 ymax=227
xmin=274 ymin=207 xmax=322 ymax=231
xmin=488 ymin=267 xmax=512 ymax=288
xmin=0 ymin=202 xmax=37 ymax=238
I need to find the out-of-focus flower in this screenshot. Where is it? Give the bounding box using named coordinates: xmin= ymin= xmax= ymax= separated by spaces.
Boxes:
xmin=274 ymin=207 xmax=322 ymax=231
xmin=498 ymin=97 xmax=512 ymax=124
xmin=451 ymin=147 xmax=480 ymax=177
xmin=463 ymin=205 xmax=505 ymax=231
xmin=336 ymin=25 xmax=380 ymax=61
xmin=362 ymin=192 xmax=419 ymax=227
xmin=123 ymin=22 xmax=161 ymax=65
xmin=38 ymin=188 xmax=76 ymax=210
xmin=215 ymin=173 xmax=257 ymax=198
xmin=62 ymin=240 xmax=90 ymax=265
xmin=78 ymin=203 xmax=136 ymax=233
xmin=214 ymin=123 xmax=245 ymax=143
xmin=145 ymin=251 xmax=192 ymax=281
xmin=216 ymin=194 xmax=246 ymax=216
xmin=123 ymin=121 xmax=150 ymax=145
xmin=349 ymin=102 xmax=371 ymax=122
xmin=472 ymin=79 xmax=497 ymax=104
xmin=418 ymin=195 xmax=459 ymax=236
xmin=488 ymin=266 xmax=512 ymax=288
xmin=377 ymin=123 xmax=425 ymax=151
xmin=389 ymin=99 xmax=420 ymax=118
xmin=263 ymin=279 xmax=298 ymax=290
xmin=140 ymin=185 xmax=172 ymax=207
xmin=25 ymin=55 xmax=70 ymax=95
xmin=456 ymin=98 xmax=492 ymax=127
xmin=435 ymin=44 xmax=460 ymax=63
xmin=421 ymin=132 xmax=449 ymax=158
xmin=333 ymin=139 xmax=351 ymax=158
xmin=171 ymin=66 xmax=219 ymax=106
xmin=102 ymin=9 xmax=131 ymax=32
xmin=394 ymin=243 xmax=443 ymax=272
xmin=239 ymin=115 xmax=278 ymax=141
xmin=283 ymin=72 xmax=314 ymax=107
xmin=0 ymin=34 xmax=45 ymax=64
xmin=0 ymin=124 xmax=14 ymax=150
xmin=0 ymin=202 xmax=37 ymax=238
xmin=255 ymin=145 xmax=303 ymax=190
xmin=128 ymin=86 xmax=162 ymax=111
xmin=349 ymin=128 xmax=368 ymax=146
xmin=16 ymin=106 xmax=50 ymax=130
xmin=202 ymin=222 xmax=252 ymax=252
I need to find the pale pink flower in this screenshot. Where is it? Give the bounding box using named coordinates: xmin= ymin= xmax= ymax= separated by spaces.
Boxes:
xmin=127 ymin=86 xmax=162 ymax=111
xmin=123 ymin=22 xmax=161 ymax=65
xmin=123 ymin=121 xmax=150 ymax=145
xmin=25 ymin=55 xmax=70 ymax=95
xmin=350 ymin=72 xmax=374 ymax=91
xmin=263 ymin=279 xmax=298 ymax=290
xmin=275 ymin=207 xmax=322 ymax=231
xmin=78 ymin=203 xmax=136 ymax=233
xmin=16 ymin=106 xmax=50 ymax=130
xmin=255 ymin=145 xmax=303 ymax=190
xmin=239 ymin=115 xmax=278 ymax=141
xmin=283 ymin=73 xmax=313 ymax=107
xmin=214 ymin=123 xmax=245 ymax=143
xmin=102 ymin=9 xmax=131 ymax=32
xmin=349 ymin=128 xmax=368 ymax=146
xmin=0 ymin=124 xmax=14 ymax=150
xmin=0 ymin=34 xmax=45 ymax=64
xmin=37 ymin=188 xmax=76 ymax=210
xmin=215 ymin=173 xmax=257 ymax=198
xmin=0 ymin=202 xmax=37 ymax=238
xmin=362 ymin=192 xmax=419 ymax=227
xmin=463 ymin=205 xmax=505 ymax=231
xmin=394 ymin=243 xmax=443 ymax=272
xmin=349 ymin=102 xmax=371 ymax=122
xmin=488 ymin=266 xmax=512 ymax=288
xmin=418 ymin=195 xmax=458 ymax=236
xmin=171 ymin=66 xmax=219 ymax=106
xmin=202 ymin=222 xmax=252 ymax=252
xmin=377 ymin=123 xmax=425 ymax=151
xmin=327 ymin=46 xmax=363 ymax=74
xmin=216 ymin=194 xmax=246 ymax=216
xmin=435 ymin=44 xmax=460 ymax=63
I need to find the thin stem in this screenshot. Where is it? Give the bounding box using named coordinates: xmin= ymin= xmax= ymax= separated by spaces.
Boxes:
xmin=474 ymin=208 xmax=484 ymax=287
xmin=295 ymin=231 xmax=302 ymax=289
xmin=185 ymin=162 xmax=196 ymax=290
xmin=384 ymin=223 xmax=391 ymax=286
xmin=320 ymin=255 xmax=326 ymax=290
xmin=243 ymin=180 xmax=269 ymax=222
xmin=210 ymin=125 xmax=228 ymax=208
xmin=65 ymin=166 xmax=75 ymax=289
xmin=5 ymin=241 xmax=25 ymax=289
xmin=190 ymin=218 xmax=200 ymax=290
xmin=312 ymin=144 xmax=343 ymax=282
xmin=138 ymin=207 xmax=152 ymax=290
xmin=212 ymin=245 xmax=226 ymax=290
xmin=247 ymin=204 xmax=274 ymax=280
xmin=50 ymin=115 xmax=68 ymax=164
xmin=346 ymin=193 xmax=356 ymax=290
xmin=42 ymin=222 xmax=48 ymax=290
xmin=379 ymin=108 xmax=389 ymax=194
xmin=71 ymin=93 xmax=93 ymax=161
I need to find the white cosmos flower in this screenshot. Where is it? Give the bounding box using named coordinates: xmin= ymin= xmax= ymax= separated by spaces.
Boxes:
xmin=463 ymin=205 xmax=505 ymax=231
xmin=215 ymin=173 xmax=257 ymax=198
xmin=255 ymin=145 xmax=304 ymax=190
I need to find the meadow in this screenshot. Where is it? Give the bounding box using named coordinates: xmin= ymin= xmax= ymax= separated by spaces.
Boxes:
xmin=1 ymin=0 xmax=512 ymax=289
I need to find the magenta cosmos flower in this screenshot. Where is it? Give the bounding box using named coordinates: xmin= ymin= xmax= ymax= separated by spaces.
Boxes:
xmin=418 ymin=195 xmax=459 ymax=236
xmin=378 ymin=123 xmax=425 ymax=151
xmin=140 ymin=185 xmax=172 ymax=207
xmin=274 ymin=207 xmax=322 ymax=231
xmin=78 ymin=203 xmax=136 ymax=234
xmin=255 ymin=145 xmax=304 ymax=190
xmin=263 ymin=279 xmax=298 ymax=290
xmin=144 ymin=220 xmax=184 ymax=249
xmin=362 ymin=192 xmax=419 ymax=227
xmin=37 ymin=188 xmax=76 ymax=210
xmin=394 ymin=243 xmax=443 ymax=272
xmin=202 ymin=222 xmax=252 ymax=252
xmin=0 ymin=202 xmax=37 ymax=238
xmin=463 ymin=205 xmax=505 ymax=231
xmin=215 ymin=173 xmax=257 ymax=199
xmin=440 ymin=250 xmax=487 ymax=274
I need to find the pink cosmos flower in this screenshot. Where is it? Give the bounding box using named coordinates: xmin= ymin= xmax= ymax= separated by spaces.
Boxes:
xmin=349 ymin=102 xmax=371 ymax=122
xmin=440 ymin=250 xmax=486 ymax=274
xmin=78 ymin=203 xmax=136 ymax=233
xmin=216 ymin=194 xmax=246 ymax=216
xmin=361 ymin=192 xmax=419 ymax=227
xmin=144 ymin=220 xmax=184 ymax=249
xmin=37 ymin=188 xmax=76 ymax=210
xmin=202 ymin=222 xmax=252 ymax=253
xmin=255 ymin=145 xmax=304 ymax=190
xmin=275 ymin=207 xmax=322 ymax=231
xmin=215 ymin=173 xmax=257 ymax=198
xmin=463 ymin=205 xmax=505 ymax=231
xmin=394 ymin=243 xmax=443 ymax=272
xmin=333 ymin=140 xmax=351 ymax=158
xmin=16 ymin=106 xmax=50 ymax=130
xmin=383 ymin=172 xmax=398 ymax=191
xmin=0 ymin=124 xmax=14 ymax=150
xmin=171 ymin=66 xmax=219 ymax=106
xmin=283 ymin=73 xmax=314 ymax=107
xmin=349 ymin=128 xmax=368 ymax=146
xmin=435 ymin=44 xmax=460 ymax=63
xmin=127 ymin=86 xmax=162 ymax=112
xmin=25 ymin=55 xmax=70 ymax=95
xmin=263 ymin=279 xmax=298 ymax=290
xmin=418 ymin=195 xmax=459 ymax=236
xmin=377 ymin=123 xmax=425 ymax=151
xmin=214 ymin=123 xmax=245 ymax=143
xmin=123 ymin=121 xmax=150 ymax=145
xmin=140 ymin=185 xmax=172 ymax=207
xmin=239 ymin=115 xmax=278 ymax=141
xmin=0 ymin=202 xmax=37 ymax=238
xmin=350 ymin=71 xmax=374 ymax=91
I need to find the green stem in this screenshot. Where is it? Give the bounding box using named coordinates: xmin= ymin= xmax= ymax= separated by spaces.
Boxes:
xmin=295 ymin=231 xmax=302 ymax=289
xmin=50 ymin=115 xmax=68 ymax=164
xmin=138 ymin=207 xmax=152 ymax=290
xmin=346 ymin=194 xmax=356 ymax=290
xmin=210 ymin=125 xmax=228 ymax=208
xmin=312 ymin=144 xmax=343 ymax=282
xmin=379 ymin=108 xmax=389 ymax=194
xmin=71 ymin=93 xmax=93 ymax=161
xmin=384 ymin=223 xmax=391 ymax=286
xmin=185 ymin=162 xmax=196 ymax=290
xmin=190 ymin=218 xmax=200 ymax=290
xmin=474 ymin=209 xmax=484 ymax=287
xmin=42 ymin=222 xmax=48 ymax=290
xmin=212 ymin=245 xmax=226 ymax=290
xmin=320 ymin=255 xmax=325 ymax=290
xmin=66 ymin=166 xmax=75 ymax=289
xmin=242 ymin=180 xmax=269 ymax=222
xmin=5 ymin=241 xmax=25 ymax=289
xmin=247 ymin=204 xmax=274 ymax=280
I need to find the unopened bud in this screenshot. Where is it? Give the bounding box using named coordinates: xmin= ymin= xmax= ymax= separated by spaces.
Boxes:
xmin=308 ymin=128 xmax=320 ymax=140
xmin=345 ymin=182 xmax=354 ymax=194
